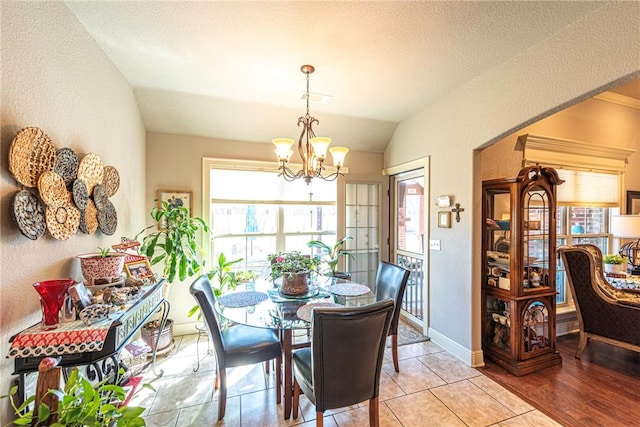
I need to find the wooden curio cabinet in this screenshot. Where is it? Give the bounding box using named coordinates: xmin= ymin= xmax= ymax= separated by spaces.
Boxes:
xmin=481 ymin=166 xmax=563 ymax=375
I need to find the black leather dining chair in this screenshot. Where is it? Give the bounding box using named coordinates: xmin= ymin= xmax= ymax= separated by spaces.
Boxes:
xmin=189 ymin=275 xmax=282 ymax=419
xmin=374 ymin=261 xmax=411 ymax=372
xmin=291 ymin=299 xmax=394 ymax=427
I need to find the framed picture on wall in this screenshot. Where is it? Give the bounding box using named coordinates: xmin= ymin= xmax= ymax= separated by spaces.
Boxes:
xmin=157 ymin=190 xmax=192 ymax=230
xmin=627 ymin=191 xmax=640 ymax=214
xmin=438 ymin=211 xmax=451 ymax=228
xmin=157 ymin=190 xmax=192 ymax=215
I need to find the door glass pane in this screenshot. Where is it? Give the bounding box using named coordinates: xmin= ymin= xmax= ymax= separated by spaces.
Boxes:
xmin=346 ymin=182 xmax=381 ymax=286
xmin=397 ymin=177 xmax=424 ymax=254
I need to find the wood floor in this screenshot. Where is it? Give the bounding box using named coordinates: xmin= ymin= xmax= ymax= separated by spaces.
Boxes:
xmin=480 ymin=333 xmax=640 ymax=426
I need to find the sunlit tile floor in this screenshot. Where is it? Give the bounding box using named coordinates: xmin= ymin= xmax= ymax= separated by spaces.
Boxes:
xmin=130 ymin=333 xmax=561 ymax=426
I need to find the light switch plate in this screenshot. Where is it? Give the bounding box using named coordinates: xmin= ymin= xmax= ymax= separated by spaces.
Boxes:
xmin=429 ymin=239 xmax=441 ymax=250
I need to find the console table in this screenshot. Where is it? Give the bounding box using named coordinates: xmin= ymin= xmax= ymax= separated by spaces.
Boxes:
xmin=8 ymin=279 xmax=169 ymax=402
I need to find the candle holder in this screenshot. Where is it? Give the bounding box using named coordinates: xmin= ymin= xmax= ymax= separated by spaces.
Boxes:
xmin=32 ymin=279 xmax=75 ymax=330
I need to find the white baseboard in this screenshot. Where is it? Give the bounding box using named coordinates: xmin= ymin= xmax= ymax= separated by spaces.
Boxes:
xmin=173 ymin=321 xmax=199 ymax=336
xmin=428 ymin=328 xmax=484 ymax=368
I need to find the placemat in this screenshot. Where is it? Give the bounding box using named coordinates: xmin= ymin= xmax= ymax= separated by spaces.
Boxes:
xmin=328 ymin=282 xmax=371 ymax=296
xmin=296 ymin=302 xmax=341 ymax=322
xmin=218 ymin=291 xmax=268 ymax=308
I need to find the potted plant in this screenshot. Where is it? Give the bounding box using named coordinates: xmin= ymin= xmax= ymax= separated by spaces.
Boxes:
xmin=602 ymin=253 xmax=628 ymax=274
xmin=77 ymin=247 xmax=127 ymax=286
xmin=188 ymin=252 xmax=243 ymax=320
xmin=135 ymin=201 xmax=209 ymax=349
xmin=307 ymin=235 xmax=354 ymax=280
xmin=136 ymin=201 xmax=209 ymax=285
xmin=268 ymin=250 xmax=317 ymax=296
xmin=3 ymin=360 xmax=149 ymax=426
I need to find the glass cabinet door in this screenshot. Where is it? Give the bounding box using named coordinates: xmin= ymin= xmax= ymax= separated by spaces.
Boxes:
xmin=523 ymin=184 xmax=552 ymax=291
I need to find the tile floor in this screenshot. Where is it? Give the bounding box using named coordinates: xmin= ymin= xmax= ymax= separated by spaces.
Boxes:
xmin=130 ymin=333 xmax=562 ymax=426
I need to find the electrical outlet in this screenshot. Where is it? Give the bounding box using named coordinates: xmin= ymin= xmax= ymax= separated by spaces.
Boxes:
xmin=429 ymin=240 xmax=441 ymax=251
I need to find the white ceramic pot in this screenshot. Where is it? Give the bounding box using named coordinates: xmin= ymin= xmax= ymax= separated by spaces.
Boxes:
xmin=604 ymin=263 xmax=621 ymax=274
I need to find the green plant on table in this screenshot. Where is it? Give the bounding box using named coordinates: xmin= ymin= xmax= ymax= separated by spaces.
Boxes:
xmin=603 ymin=253 xmax=628 ymax=264
xmin=306 ymin=235 xmax=354 ymax=276
xmin=3 ymin=366 xmax=150 ymax=427
xmin=267 ymin=250 xmax=317 ymax=282
xmin=235 ymin=270 xmax=259 ymax=283
xmin=98 ymin=247 xmax=111 ymax=258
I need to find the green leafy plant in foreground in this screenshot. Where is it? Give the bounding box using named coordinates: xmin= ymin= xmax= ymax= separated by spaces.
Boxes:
xmin=2 ymin=367 xmax=152 ymax=427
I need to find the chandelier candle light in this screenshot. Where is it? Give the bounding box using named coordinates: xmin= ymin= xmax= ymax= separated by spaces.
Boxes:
xmin=273 ymin=65 xmax=348 ymax=184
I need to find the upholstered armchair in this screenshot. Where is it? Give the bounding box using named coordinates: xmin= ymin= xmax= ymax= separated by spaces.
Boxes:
xmin=558 ymin=244 xmax=640 ymax=358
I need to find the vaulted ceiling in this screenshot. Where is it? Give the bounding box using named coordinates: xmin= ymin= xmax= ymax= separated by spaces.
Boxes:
xmin=65 ymin=1 xmax=635 ymax=153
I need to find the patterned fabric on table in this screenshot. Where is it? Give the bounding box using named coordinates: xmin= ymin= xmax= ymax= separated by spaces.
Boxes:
xmin=7 ymin=318 xmax=115 ymax=358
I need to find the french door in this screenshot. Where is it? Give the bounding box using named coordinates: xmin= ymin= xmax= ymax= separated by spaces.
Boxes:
xmin=391 ymin=168 xmax=428 ymax=328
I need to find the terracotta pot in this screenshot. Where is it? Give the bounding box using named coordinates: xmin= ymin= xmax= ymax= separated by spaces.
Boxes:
xmin=77 ymin=253 xmax=126 ymax=285
xmin=280 ymin=272 xmax=309 ymax=296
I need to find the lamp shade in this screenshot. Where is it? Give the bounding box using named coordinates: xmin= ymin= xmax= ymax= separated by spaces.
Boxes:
xmin=310 ymin=137 xmax=331 ymax=160
xmin=611 ymin=215 xmax=640 ymax=238
xmin=329 ymin=146 xmax=349 ymax=168
xmin=273 ymin=138 xmax=294 ymax=161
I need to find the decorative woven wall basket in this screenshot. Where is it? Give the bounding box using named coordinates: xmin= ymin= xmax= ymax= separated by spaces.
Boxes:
xmin=46 ymin=201 xmax=80 ymax=241
xmin=103 ymin=165 xmax=120 ymax=197
xmin=9 ymin=127 xmax=57 ymax=188
xmin=77 ymin=153 xmax=104 ymax=196
xmin=38 ymin=171 xmax=68 ymax=208
xmin=13 ymin=190 xmax=46 ymax=240
xmin=54 ymin=147 xmax=79 ymax=186
xmin=79 ymin=199 xmax=99 ymax=234
xmin=8 ymin=127 xmax=119 ymax=241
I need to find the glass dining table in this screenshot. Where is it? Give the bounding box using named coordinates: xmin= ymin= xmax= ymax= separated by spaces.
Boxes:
xmin=214 ymin=277 xmax=373 ymax=419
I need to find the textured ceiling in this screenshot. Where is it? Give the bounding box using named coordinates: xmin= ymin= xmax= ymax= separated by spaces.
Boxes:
xmin=65 ymin=1 xmax=612 ymax=152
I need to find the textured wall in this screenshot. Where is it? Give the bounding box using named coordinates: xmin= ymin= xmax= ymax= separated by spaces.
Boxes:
xmin=385 ymin=2 xmax=640 ymax=364
xmin=0 ymin=3 xmax=146 ymax=423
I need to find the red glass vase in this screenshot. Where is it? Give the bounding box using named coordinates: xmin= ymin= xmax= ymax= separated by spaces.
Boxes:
xmin=32 ymin=279 xmax=75 ymax=330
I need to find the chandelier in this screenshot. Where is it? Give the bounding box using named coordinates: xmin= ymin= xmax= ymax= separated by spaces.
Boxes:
xmin=273 ymin=65 xmax=349 ymax=185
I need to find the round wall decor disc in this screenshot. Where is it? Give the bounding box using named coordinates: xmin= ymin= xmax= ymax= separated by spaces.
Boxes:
xmin=97 ymin=199 xmax=117 ymax=235
xmin=102 ymin=165 xmax=120 ymax=197
xmin=72 ymin=179 xmax=89 ymax=211
xmin=77 ymin=153 xmax=104 ymax=196
xmin=93 ymin=184 xmax=109 ymax=212
xmin=13 ymin=190 xmax=46 ymax=240
xmin=45 ymin=201 xmax=80 ymax=241
xmin=38 ymin=171 xmax=68 ymax=208
xmin=8 ymin=127 xmax=57 ymax=188
xmin=79 ymin=199 xmax=98 ymax=234
xmin=54 ymin=148 xmax=79 ymax=186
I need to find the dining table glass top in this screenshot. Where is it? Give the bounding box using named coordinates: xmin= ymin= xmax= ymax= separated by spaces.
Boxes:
xmin=214 ymin=277 xmax=373 ymax=330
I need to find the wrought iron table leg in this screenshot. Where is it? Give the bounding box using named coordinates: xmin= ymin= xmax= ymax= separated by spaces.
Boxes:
xmin=150 ymin=300 xmax=170 ymax=378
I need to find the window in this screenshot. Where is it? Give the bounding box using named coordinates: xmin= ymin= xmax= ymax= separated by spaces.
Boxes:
xmin=209 ymin=167 xmax=337 ymax=278
xmin=555 ymin=206 xmax=616 ymax=304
